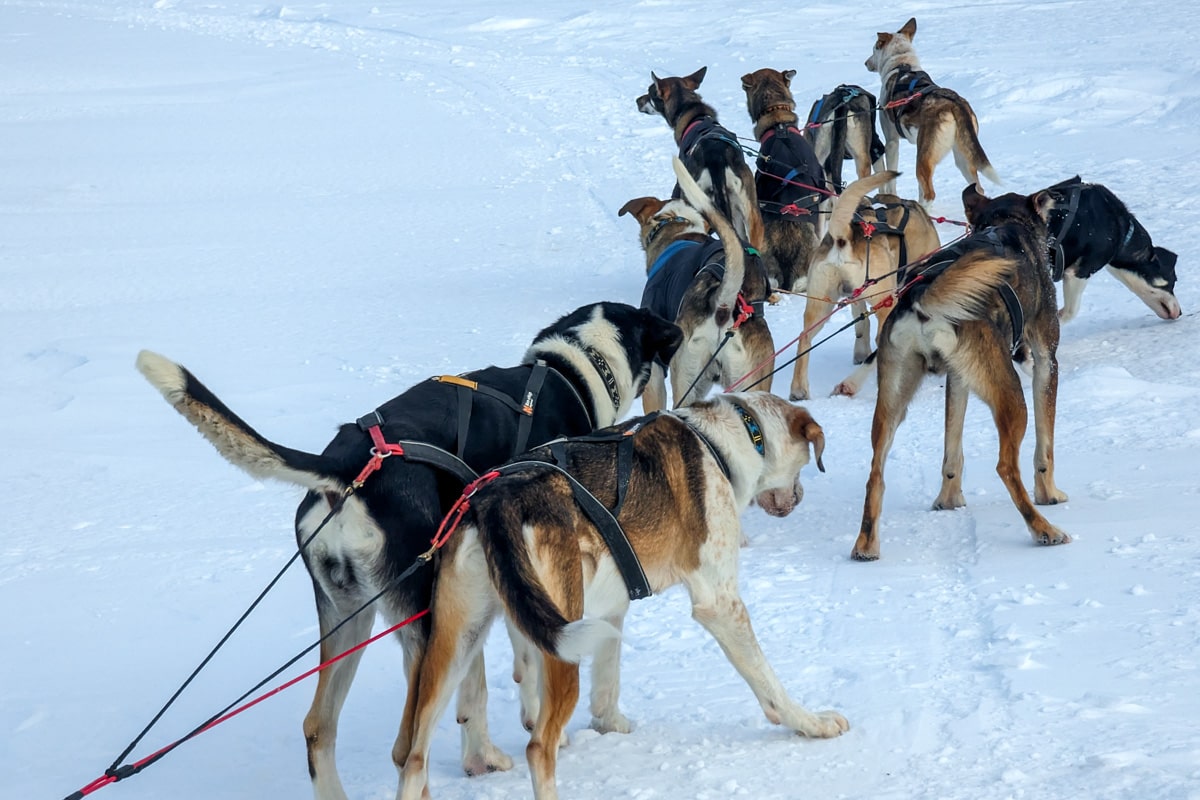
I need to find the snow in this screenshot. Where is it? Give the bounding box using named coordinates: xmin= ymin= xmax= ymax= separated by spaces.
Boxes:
xmin=3 ymin=2 xmax=1198 ymax=799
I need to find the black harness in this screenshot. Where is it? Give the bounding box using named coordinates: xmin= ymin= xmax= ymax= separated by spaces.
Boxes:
xmin=1045 ymin=179 xmax=1084 ymax=281
xmin=883 ymin=65 xmax=937 ymax=132
xmin=678 ymin=115 xmax=739 ymax=158
xmin=641 ymin=237 xmax=768 ymax=326
xmin=495 ymin=404 xmax=762 ymax=600
xmin=354 ymin=360 xmax=599 ymax=489
xmin=755 ymin=123 xmax=826 ymax=219
xmin=903 ymin=229 xmax=1026 ymax=354
xmin=861 ymin=200 xmax=914 ymax=269
xmin=807 ymin=84 xmax=887 ymax=164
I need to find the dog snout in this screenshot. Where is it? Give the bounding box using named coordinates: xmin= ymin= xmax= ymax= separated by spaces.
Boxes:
xmin=757 ymin=483 xmax=802 ymax=518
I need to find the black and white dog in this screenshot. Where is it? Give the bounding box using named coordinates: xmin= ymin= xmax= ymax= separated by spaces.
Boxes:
xmin=136 ymin=302 xmax=681 ymax=800
xmin=1042 ymin=176 xmax=1181 ymax=321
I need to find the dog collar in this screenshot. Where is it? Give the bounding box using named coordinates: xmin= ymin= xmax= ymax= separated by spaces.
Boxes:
xmin=646 ymin=215 xmax=692 ymax=250
xmin=584 ymin=346 xmax=622 ymax=414
xmin=732 ymin=403 xmax=765 ymax=456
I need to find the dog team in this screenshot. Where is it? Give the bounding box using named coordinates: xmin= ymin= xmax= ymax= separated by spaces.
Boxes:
xmin=135 ymin=17 xmax=1181 ymax=800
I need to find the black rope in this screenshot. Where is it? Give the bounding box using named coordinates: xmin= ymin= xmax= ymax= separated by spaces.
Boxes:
xmin=107 ymin=492 xmax=351 ymax=772
xmin=742 ymin=310 xmax=870 ymax=392
xmin=674 ymin=329 xmax=736 ymax=408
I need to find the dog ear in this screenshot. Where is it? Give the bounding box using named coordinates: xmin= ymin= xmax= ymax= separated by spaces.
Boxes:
xmin=961 ymin=183 xmax=989 ymax=222
xmin=741 ymin=72 xmax=755 ymax=91
xmin=684 ymin=66 xmax=707 ymax=89
xmin=782 ymin=69 xmax=796 ymax=84
xmin=899 ymin=17 xmax=917 ymax=39
xmin=639 ymin=309 xmax=684 ymax=366
xmin=875 ymin=32 xmax=893 ymax=48
xmin=1030 ymin=190 xmax=1055 ymax=221
xmin=618 ymin=197 xmax=665 ymax=224
xmin=1153 ymin=247 xmax=1178 ymax=278
xmin=789 ymin=408 xmax=826 ymax=473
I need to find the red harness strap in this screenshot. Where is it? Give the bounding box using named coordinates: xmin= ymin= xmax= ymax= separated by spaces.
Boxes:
xmin=352 ymin=425 xmax=407 ymax=488
xmin=732 ymin=293 xmax=756 ymax=330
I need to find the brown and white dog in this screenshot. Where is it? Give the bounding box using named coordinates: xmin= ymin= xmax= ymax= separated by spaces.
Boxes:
xmin=865 ymin=17 xmax=999 ymax=207
xmin=398 ymin=391 xmax=843 ymax=800
xmin=788 ymin=171 xmax=940 ymax=401
xmin=638 ymin=67 xmax=766 ymax=252
xmin=803 ymin=83 xmax=887 ymax=194
xmin=620 ymin=157 xmax=774 ymax=411
xmin=741 ymin=67 xmax=825 ymax=294
xmin=852 ymin=184 xmax=1071 ymax=561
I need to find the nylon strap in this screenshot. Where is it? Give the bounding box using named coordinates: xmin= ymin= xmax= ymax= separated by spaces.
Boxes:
xmin=997 ymin=282 xmax=1025 ymax=355
xmin=514 ymin=360 xmax=549 ymax=455
xmin=1048 ymin=183 xmax=1081 ymax=281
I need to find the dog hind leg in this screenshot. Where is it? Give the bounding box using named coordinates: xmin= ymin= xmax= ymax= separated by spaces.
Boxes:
xmin=527 ymin=656 xmax=581 ymax=800
xmin=914 ymin=119 xmax=955 ymax=207
xmin=853 ymin=343 xmax=927 ymax=560
xmin=1058 ymin=270 xmax=1086 ymax=322
xmin=456 ymin=652 xmax=514 ymax=776
xmin=589 ymin=612 xmax=633 ymax=734
xmin=304 ymin=598 xmax=375 ymax=800
xmin=932 ymin=371 xmax=969 ymax=509
xmin=1028 ymin=325 xmax=1069 ymax=507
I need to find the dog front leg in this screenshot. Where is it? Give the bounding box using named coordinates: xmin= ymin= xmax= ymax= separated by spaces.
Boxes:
xmin=589 ymin=612 xmax=632 ymax=734
xmin=933 ymin=371 xmax=968 ymax=510
xmin=1058 ymin=271 xmax=1086 ymax=323
xmin=882 ymin=129 xmax=901 ymax=193
xmin=689 ymin=590 xmax=847 ymax=738
xmin=642 ymin=361 xmax=668 ymax=414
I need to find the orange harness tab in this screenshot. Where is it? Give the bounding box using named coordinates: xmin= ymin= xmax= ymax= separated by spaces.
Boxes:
xmin=433 ymin=375 xmax=479 ymax=390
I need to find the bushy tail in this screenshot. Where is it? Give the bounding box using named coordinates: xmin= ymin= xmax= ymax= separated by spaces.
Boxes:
xmin=952 ymin=103 xmax=1000 ymax=186
xmin=671 ymin=156 xmax=744 ymax=317
xmin=474 ymin=486 xmax=620 ymax=663
xmin=136 ymin=350 xmax=342 ymax=492
xmin=826 ymin=170 xmax=897 ymax=246
xmin=913 ymin=252 xmax=1016 ymax=323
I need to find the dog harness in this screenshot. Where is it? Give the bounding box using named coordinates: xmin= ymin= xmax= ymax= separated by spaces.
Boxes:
xmin=860 ymin=200 xmax=915 ymax=269
xmin=487 ymin=403 xmax=762 ymax=600
xmin=351 ymin=359 xmax=601 ymax=490
xmin=883 ymin=65 xmax=937 ymax=132
xmin=1044 ymin=177 xmax=1085 ymax=281
xmin=807 ymin=84 xmax=886 ymax=164
xmin=901 ymin=229 xmax=1026 ymax=355
xmin=755 ymin=123 xmax=826 ymax=219
xmin=642 ymin=237 xmax=768 ymax=331
xmin=678 ymin=115 xmax=739 ymax=158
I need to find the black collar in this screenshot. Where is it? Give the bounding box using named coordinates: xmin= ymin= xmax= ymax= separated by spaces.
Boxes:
xmin=732 ymin=403 xmax=765 ymax=456
xmin=584 ymin=346 xmax=621 ymax=415
xmin=684 ymin=421 xmax=732 ymax=480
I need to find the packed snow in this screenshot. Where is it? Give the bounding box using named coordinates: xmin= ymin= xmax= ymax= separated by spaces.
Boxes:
xmin=2 ymin=1 xmax=1198 ymax=799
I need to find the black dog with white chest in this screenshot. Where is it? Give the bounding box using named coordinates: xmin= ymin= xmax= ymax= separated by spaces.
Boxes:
xmin=1040 ymin=175 xmax=1180 ymax=322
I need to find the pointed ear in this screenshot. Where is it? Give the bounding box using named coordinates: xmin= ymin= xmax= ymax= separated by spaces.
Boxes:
xmin=640 ymin=309 xmax=683 ymax=365
xmin=1031 ymin=190 xmax=1055 ymax=221
xmin=899 ymin=17 xmax=917 ymax=38
xmin=790 ymin=408 xmax=826 ymax=472
xmin=684 ymin=66 xmax=707 ymax=88
xmin=650 ymin=70 xmax=661 ymax=84
xmin=618 ymin=196 xmax=665 ymax=224
xmin=875 ymin=32 xmax=893 ymax=48
xmin=782 ymin=69 xmax=796 ymax=84
xmin=961 ymin=183 xmax=988 ymax=222
xmin=741 ymin=72 xmax=755 ymax=91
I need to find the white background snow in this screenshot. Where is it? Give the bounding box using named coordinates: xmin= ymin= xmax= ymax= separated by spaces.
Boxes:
xmin=3 ymin=1 xmax=1199 ymax=798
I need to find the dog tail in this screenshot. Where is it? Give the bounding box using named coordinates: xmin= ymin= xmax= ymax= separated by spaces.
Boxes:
xmin=826 ymin=170 xmax=897 ymax=247
xmin=913 ymin=252 xmax=1016 ymax=323
xmin=474 ymin=484 xmax=620 ymax=663
xmin=671 ymin=156 xmax=744 ymax=319
xmin=136 ymin=350 xmax=344 ymax=492
xmin=952 ymin=103 xmax=1000 ymax=186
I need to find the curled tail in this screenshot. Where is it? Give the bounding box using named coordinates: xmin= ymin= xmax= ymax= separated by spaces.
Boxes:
xmin=952 ymin=103 xmax=1000 ymax=186
xmin=826 ymin=170 xmax=897 ymax=246
xmin=671 ymin=156 xmax=744 ymax=318
xmin=473 ymin=483 xmax=620 ymax=663
xmin=136 ymin=350 xmax=343 ymax=492
xmin=913 ymin=252 xmax=1015 ymax=323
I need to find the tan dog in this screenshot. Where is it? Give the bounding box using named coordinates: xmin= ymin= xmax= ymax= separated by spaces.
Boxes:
xmin=637 ymin=67 xmax=766 ymax=252
xmin=740 ymin=68 xmax=824 ymax=294
xmin=398 ymin=391 xmax=843 ymax=800
xmin=620 ymin=158 xmax=774 ymax=411
xmin=788 ymin=171 xmax=940 ymax=401
xmin=865 ymin=17 xmax=999 ymax=207
xmin=852 ymin=185 xmax=1070 ymax=561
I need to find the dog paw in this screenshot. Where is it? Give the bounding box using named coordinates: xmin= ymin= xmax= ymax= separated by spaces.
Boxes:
xmin=462 ymin=745 xmax=514 ymax=777
xmin=831 ymin=381 xmax=860 ymax=397
xmin=591 ymin=711 xmax=634 ymax=735
xmin=1033 ymin=526 xmax=1072 ymax=547
xmin=798 ymin=710 xmax=850 ymax=738
xmin=1035 ymin=487 xmax=1069 ymax=505
xmin=789 ymin=389 xmax=811 ymax=402
xmin=932 ymin=492 xmax=966 ymax=510
xmin=768 ymin=292 xmax=782 ymax=305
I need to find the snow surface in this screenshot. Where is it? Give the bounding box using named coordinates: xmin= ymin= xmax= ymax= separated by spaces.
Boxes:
xmin=3 ymin=2 xmax=1199 ymax=799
